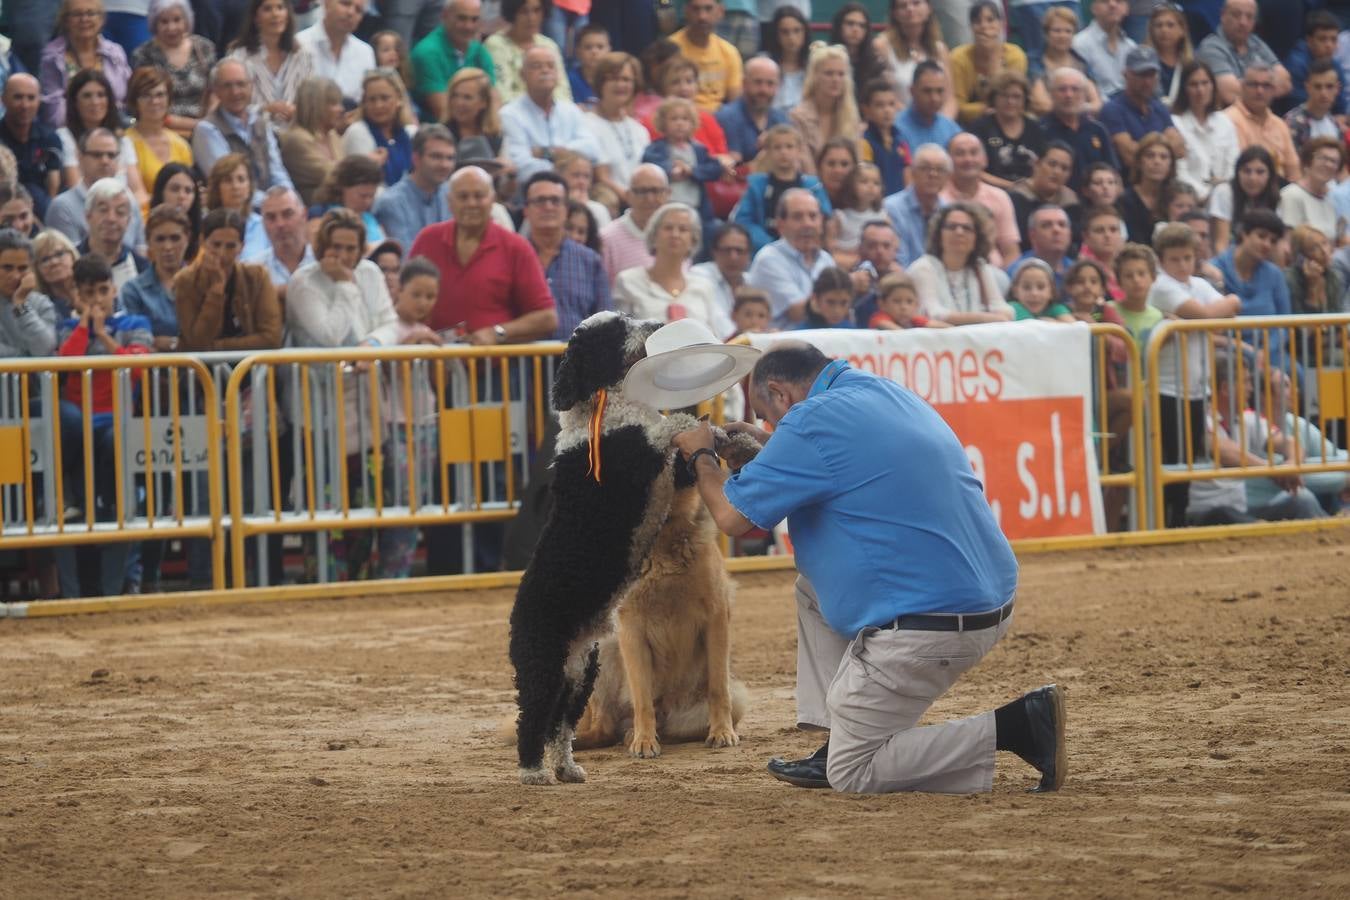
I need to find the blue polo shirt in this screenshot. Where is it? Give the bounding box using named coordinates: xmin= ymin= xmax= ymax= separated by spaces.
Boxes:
xmin=895 ymin=107 xmax=962 ymax=155
xmin=1212 ymin=246 xmax=1291 ymax=366
xmin=723 ymin=363 xmax=1018 ymax=636
xmin=714 ymin=96 xmax=787 ymax=162
xmin=1098 ymin=92 xmax=1174 ymax=142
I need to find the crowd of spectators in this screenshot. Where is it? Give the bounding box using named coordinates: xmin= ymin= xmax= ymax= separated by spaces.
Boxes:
xmin=3 ymin=0 xmax=1350 ymax=598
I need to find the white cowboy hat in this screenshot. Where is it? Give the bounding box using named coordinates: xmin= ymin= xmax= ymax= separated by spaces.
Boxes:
xmin=623 ymin=318 xmax=761 ymax=409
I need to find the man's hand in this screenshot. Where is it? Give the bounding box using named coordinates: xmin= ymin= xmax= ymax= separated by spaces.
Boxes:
xmin=672 ymin=420 xmax=716 ymax=459
xmin=12 ymin=272 xmax=35 ymax=306
xmin=466 ymin=326 xmax=501 ymax=346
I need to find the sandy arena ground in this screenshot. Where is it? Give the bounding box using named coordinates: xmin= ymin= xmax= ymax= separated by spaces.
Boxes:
xmin=3 ymin=533 xmax=1350 ymax=898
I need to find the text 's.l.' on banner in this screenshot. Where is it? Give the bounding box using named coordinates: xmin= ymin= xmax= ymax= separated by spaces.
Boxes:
xmin=749 ymin=322 xmax=1105 ymax=538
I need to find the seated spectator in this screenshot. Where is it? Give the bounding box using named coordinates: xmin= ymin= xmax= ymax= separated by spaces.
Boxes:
xmin=567 ymin=24 xmax=610 ymax=108
xmin=830 ymin=162 xmax=884 ymax=269
xmin=614 ymin=201 xmax=732 ymax=337
xmin=226 ymin=0 xmax=315 ymax=127
xmin=689 ymin=222 xmax=751 ymax=320
xmin=341 ymin=68 xmax=418 ymax=187
xmin=734 ymin=124 xmax=826 ymax=255
xmin=130 ymin=0 xmax=217 ymax=133
xmin=884 ymin=142 xmax=950 ymax=267
xmin=78 ymin=177 xmax=148 ymax=288
xmin=1285 ymin=60 xmax=1342 ymax=149
xmin=1148 ymin=222 xmax=1241 ymax=527
xmin=1080 ymin=162 xmax=1126 ymax=228
xmin=565 ymin=199 xmax=601 ymax=253
xmin=1143 ymin=3 xmax=1192 ymax=106
xmin=794 ymin=265 xmax=857 ymax=330
xmin=369 ymin=239 xmax=402 ymax=299
xmin=205 ymin=153 xmax=268 ymax=259
xmin=520 ymin=170 xmax=611 ymax=340
xmin=1223 ymin=63 xmax=1300 ymax=180
xmin=373 ymin=124 xmax=455 ymax=251
xmin=47 ymin=128 xmax=146 ymax=252
xmin=1039 ymin=67 xmax=1118 ymax=193
xmin=1072 ymin=0 xmax=1136 ymax=99
xmin=745 ymin=187 xmax=837 ymax=327
xmin=642 ymin=56 xmax=731 ymax=162
xmin=1078 ymin=205 xmax=1127 ymax=300
xmin=149 ymin=161 xmax=201 ymax=257
xmin=1278 ymin=137 xmax=1346 ymax=244
xmin=553 ymin=149 xmax=612 ymax=227
xmin=0 ymin=228 xmax=58 ymax=358
xmin=286 ymin=206 xmax=398 ymax=348
xmin=1246 ymin=372 xmax=1350 ymax=515
xmin=39 ymin=0 xmax=131 ymax=128
xmin=295 ymin=0 xmax=376 ymax=105
xmin=816 ymin=137 xmax=858 ymax=217
xmin=584 ymin=52 xmax=653 ymax=203
xmin=410 ymin=0 xmax=494 ymax=122
xmin=1120 ymin=133 xmax=1178 ymax=248
xmin=972 ymin=70 xmax=1047 ymax=190
xmin=1208 ymin=145 xmax=1279 ymax=250
xmin=173 ymin=207 xmax=282 ymax=351
xmin=55 ymin=69 xmax=141 ymax=202
xmin=868 ymin=271 xmax=946 ymax=330
xmin=895 ymin=61 xmax=962 ymax=159
xmin=1008 ymin=203 xmax=1076 ymax=291
xmin=1065 ymin=257 xmax=1126 ymax=328
xmin=715 ymin=56 xmax=786 ymax=166
xmin=856 ymin=78 xmax=908 ymax=198
xmin=246 ymin=186 xmax=313 ymax=296
xmin=192 ymin=58 xmax=294 ymax=205
xmin=941 ymin=132 xmax=1020 ymax=267
xmin=949 ymin=1 xmax=1027 ymax=128
xmin=443 ymin=67 xmax=512 ymax=177
xmin=370 ymin=34 xmax=419 ymax=121
xmin=1008 ymin=142 xmax=1079 ymax=253
xmin=1171 ymin=60 xmax=1238 ymax=205
xmin=1008 ymin=257 xmax=1074 ymax=321
xmin=791 ymin=45 xmax=860 ymax=177
xmin=1212 ymin=209 xmax=1292 ymax=368
xmin=1179 ymin=208 xmax=1227 ymax=288
xmin=848 ymin=219 xmax=904 ymax=324
xmin=501 ymin=45 xmax=599 ymax=189
xmin=1 ymin=74 xmax=63 ymax=219
xmin=279 ymin=77 xmax=345 ymax=206
xmin=1028 ymin=6 xmax=1102 ymax=116
xmin=312 ymin=154 xmax=386 ymax=249
xmin=1286 ymin=224 xmax=1344 ymax=318
xmin=729 ymin=286 xmax=772 ymax=336
xmin=1100 ymin=46 xmax=1187 ymax=173
xmin=641 ymin=97 xmax=722 ymax=238
xmin=0 ymin=182 xmax=39 ymax=237
xmin=599 ymin=162 xmax=670 ymax=284
xmin=1282 ymin=11 xmax=1347 ymax=120
xmin=669 ymin=0 xmax=743 ymax=114
xmin=765 ymin=6 xmax=808 ymax=113
xmin=907 ymin=201 xmax=1012 ymax=326
xmin=120 ymin=203 xmax=190 ymax=349
xmin=31 ymin=230 xmax=80 ymax=320
xmin=484 ymin=0 xmax=571 ymax=106
xmin=1196 ymin=0 xmax=1291 ymax=107
xmin=1112 ymin=241 xmax=1162 ymax=341
xmin=124 ymin=67 xmax=194 ymax=218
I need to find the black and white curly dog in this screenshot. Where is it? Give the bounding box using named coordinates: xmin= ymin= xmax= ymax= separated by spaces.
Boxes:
xmin=508 ymin=311 xmax=701 ymax=786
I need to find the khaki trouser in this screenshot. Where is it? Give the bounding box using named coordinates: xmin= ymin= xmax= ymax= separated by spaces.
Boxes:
xmin=795 ymin=577 xmax=1012 ymax=794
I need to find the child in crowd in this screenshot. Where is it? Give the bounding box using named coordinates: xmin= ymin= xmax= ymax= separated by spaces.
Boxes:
xmin=642 ymin=97 xmax=724 ymax=238
xmin=1113 ymin=242 xmax=1164 ymax=342
xmin=857 ymin=79 xmax=908 ymax=197
xmin=1065 ymin=258 xmax=1126 ymax=328
xmin=370 ymin=240 xmax=403 ymax=302
xmin=735 ymin=124 xmax=832 ymax=253
xmin=795 ymin=267 xmax=857 ymax=329
xmin=568 ymin=24 xmax=611 ymax=108
xmin=830 ymin=162 xmax=884 ymax=269
xmin=868 ymin=271 xmax=948 ymax=329
xmin=1164 ymin=181 xmax=1201 ymax=224
xmin=554 ymin=149 xmax=615 ymax=226
xmin=729 ymin=286 xmax=773 ymax=337
xmin=1148 ymin=223 xmax=1242 ymax=527
xmin=1008 ymin=259 xmax=1074 ymax=321
xmin=1081 ymin=163 xmax=1126 ymax=227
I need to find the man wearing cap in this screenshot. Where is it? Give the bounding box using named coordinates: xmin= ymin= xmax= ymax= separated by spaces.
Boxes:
xmin=668 ymin=342 xmax=1065 ymax=795
xmin=1099 ymin=46 xmax=1188 ymax=171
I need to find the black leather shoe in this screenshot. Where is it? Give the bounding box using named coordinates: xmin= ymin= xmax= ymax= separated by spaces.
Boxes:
xmin=767 ymin=742 xmax=830 ymax=789
xmin=1023 ymin=684 xmax=1066 ymax=793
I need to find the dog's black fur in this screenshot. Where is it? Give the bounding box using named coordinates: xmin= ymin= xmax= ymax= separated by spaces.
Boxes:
xmin=508 ymin=312 xmax=698 ymax=785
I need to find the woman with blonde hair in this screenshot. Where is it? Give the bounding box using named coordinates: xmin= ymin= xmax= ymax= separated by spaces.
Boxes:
xmin=39 ymin=0 xmax=133 ymax=127
xmin=31 ymin=230 xmax=81 ymax=319
xmin=1145 ymin=3 xmax=1192 ymax=106
xmin=124 ymin=67 xmax=194 ymax=217
xmin=279 ymin=77 xmax=345 ymax=206
xmin=341 ymin=68 xmax=419 ymax=186
xmin=790 ymin=45 xmax=861 ymax=177
xmin=444 ymin=67 xmax=511 ymax=175
xmin=873 ymin=0 xmax=955 ymax=116
xmin=1029 ymin=6 xmax=1102 ymax=115
xmin=205 ymin=153 xmax=267 ymax=258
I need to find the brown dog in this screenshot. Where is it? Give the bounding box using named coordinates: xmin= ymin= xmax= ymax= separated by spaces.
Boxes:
xmin=572 ymin=481 xmax=748 ymax=757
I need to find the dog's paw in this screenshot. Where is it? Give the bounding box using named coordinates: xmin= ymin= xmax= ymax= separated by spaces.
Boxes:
xmin=519 ymin=766 xmax=558 ymax=786
xmin=705 ymin=726 xmax=740 ymax=749
xmin=555 ymin=762 xmax=588 ymax=783
xmin=628 ymin=735 xmax=662 ymax=758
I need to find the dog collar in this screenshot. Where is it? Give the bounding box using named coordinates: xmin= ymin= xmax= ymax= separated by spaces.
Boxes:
xmin=586 ymin=388 xmax=608 ymax=484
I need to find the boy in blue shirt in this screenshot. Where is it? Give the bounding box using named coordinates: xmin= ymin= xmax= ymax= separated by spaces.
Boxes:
xmin=857 ymin=78 xmax=909 ymax=197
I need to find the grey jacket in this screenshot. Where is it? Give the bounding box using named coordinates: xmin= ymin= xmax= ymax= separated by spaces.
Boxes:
xmin=0 ymin=291 xmax=58 ymax=358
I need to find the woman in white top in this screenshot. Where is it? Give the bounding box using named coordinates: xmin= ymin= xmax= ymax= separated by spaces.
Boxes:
xmin=1278 ymin=137 xmax=1347 ymax=244
xmin=286 ymin=208 xmax=399 ymax=349
xmin=873 ymin=0 xmax=956 ymax=117
xmin=227 ymin=0 xmax=315 ymax=125
xmin=613 ymin=203 xmax=735 ymax=339
xmin=1171 ymin=60 xmax=1238 ymax=204
xmin=906 ymin=202 xmax=1012 ymax=325
xmin=582 ymin=51 xmax=650 ymax=203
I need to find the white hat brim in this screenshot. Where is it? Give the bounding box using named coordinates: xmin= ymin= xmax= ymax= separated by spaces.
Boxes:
xmin=623 ymin=342 xmax=761 ymax=409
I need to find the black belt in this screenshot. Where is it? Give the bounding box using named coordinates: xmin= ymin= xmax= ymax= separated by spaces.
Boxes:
xmin=880 ymin=599 xmax=1015 ymax=633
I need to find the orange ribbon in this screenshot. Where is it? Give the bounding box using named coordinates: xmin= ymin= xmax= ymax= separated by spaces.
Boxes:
xmin=587 ymin=388 xmax=607 ymax=484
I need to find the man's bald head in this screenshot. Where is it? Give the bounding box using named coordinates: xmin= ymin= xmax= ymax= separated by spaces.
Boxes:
xmin=742 ymin=56 xmax=781 ymax=110
xmin=2 ymin=74 xmax=40 ymax=126
xmin=450 ymin=165 xmax=494 ymax=190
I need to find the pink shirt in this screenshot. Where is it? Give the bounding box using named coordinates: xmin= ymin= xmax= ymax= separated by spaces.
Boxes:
xmin=600 ymin=213 xmax=654 ymax=286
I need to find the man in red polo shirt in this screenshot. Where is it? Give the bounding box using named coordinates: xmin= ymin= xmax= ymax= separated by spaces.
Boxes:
xmin=409 ymin=166 xmax=558 ymax=344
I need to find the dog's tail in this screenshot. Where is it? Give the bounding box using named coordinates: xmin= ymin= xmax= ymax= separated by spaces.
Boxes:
xmin=660 ymin=677 xmax=751 ymax=742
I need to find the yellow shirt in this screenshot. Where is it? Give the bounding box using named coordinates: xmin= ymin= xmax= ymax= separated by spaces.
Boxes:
xmin=948 ymin=43 xmax=1028 ymax=128
xmin=669 ymin=28 xmax=743 ymax=113
xmin=126 ymin=126 xmax=194 ymax=218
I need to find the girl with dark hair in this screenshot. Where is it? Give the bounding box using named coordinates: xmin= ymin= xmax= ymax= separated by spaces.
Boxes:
xmin=227 ymin=0 xmax=315 ymax=125
xmin=815 ymin=138 xmax=858 ymax=212
xmin=1171 ymin=60 xmax=1238 ymax=204
xmin=1121 ymin=133 xmax=1177 ymax=246
xmin=796 ymin=266 xmax=857 ymax=329
xmin=764 ymin=6 xmax=809 ymax=112
xmin=150 ymin=161 xmax=202 ymax=258
xmin=829 ymin=2 xmax=881 ymax=98
xmin=1208 ymin=145 xmax=1279 ymax=250
xmin=565 ymin=198 xmax=602 ymax=253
